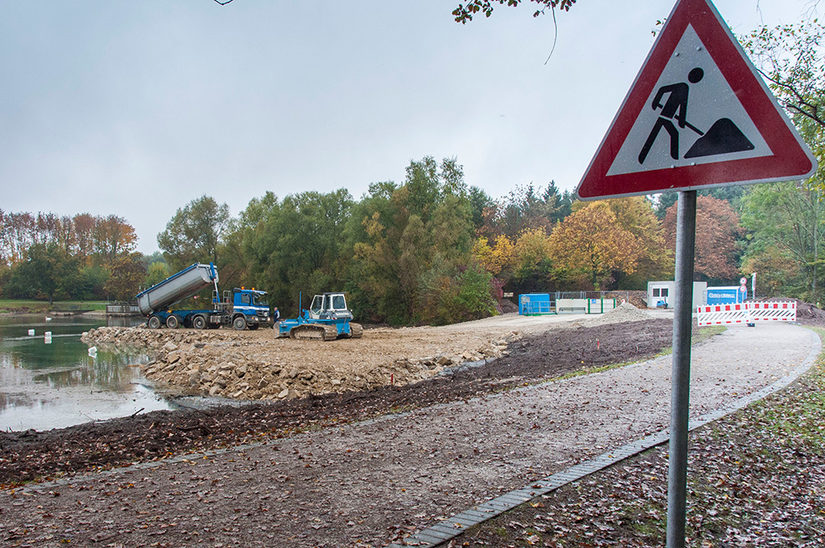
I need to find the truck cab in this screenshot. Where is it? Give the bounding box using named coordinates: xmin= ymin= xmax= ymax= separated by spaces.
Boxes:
xmin=220 ymin=288 xmax=272 ymax=330
xmin=307 ymin=293 xmax=353 ymax=320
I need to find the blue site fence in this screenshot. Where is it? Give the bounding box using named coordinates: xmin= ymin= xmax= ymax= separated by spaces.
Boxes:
xmin=518 ymin=292 xmax=626 ymax=315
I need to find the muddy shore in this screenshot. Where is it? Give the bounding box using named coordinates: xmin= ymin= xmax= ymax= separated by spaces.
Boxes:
xmin=1 ymin=312 xmax=670 ymax=485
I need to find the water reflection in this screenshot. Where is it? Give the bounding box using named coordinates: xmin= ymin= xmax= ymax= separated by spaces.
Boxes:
xmin=0 ymin=314 xmax=171 ymax=431
xmin=106 ymin=315 xmax=146 ymax=328
xmin=30 ymin=347 xmax=147 ymax=390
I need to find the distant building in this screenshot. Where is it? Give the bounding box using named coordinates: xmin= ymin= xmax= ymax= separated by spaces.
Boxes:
xmin=646 ymin=281 xmax=707 ymax=309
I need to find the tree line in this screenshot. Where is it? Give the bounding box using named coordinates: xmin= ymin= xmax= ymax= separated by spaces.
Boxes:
xmin=2 ymin=158 xmax=822 ymax=320
xmin=0 ymin=212 xmax=144 ymax=304
xmin=3 ymin=20 xmax=824 ymax=318
xmin=155 ymin=158 xmax=581 ymax=325
xmin=152 ymin=159 xmax=771 ymax=325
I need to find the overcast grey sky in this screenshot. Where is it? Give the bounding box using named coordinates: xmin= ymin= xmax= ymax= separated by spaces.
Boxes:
xmin=1 ymin=0 xmax=816 ymax=253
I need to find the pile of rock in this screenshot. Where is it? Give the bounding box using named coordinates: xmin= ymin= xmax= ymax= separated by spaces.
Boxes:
xmin=82 ymin=326 xmax=517 ymax=401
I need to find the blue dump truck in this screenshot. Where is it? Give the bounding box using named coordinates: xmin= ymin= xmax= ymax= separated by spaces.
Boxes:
xmin=135 ymin=263 xmax=272 ymax=330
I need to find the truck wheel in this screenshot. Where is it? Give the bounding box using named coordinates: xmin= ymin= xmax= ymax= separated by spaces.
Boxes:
xmin=232 ymin=316 xmax=247 ymax=331
xmin=148 ymin=316 xmax=161 ymax=329
xmin=193 ymin=315 xmax=207 ymax=330
xmin=248 ymin=324 xmax=259 ymax=330
xmin=166 ymin=315 xmax=179 ymax=329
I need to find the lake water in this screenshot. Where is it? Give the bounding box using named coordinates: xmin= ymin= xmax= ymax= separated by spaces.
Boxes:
xmin=0 ymin=315 xmax=172 ymax=432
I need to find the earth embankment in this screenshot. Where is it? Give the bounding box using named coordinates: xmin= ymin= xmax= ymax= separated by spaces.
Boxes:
xmin=4 ymin=306 xmax=667 ymax=485
xmin=82 ymin=308 xmax=654 ymax=401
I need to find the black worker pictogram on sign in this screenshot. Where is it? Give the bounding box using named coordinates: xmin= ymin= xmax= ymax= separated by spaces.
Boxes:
xmin=638 ymin=66 xmax=754 ymax=164
xmin=576 ymin=0 xmax=817 ymax=200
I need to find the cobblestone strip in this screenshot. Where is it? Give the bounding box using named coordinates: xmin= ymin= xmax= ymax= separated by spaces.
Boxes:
xmin=391 ymin=328 xmax=821 ymax=548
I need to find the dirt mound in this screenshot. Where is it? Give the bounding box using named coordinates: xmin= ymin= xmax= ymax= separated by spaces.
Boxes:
xmin=581 ymin=302 xmax=653 ymax=327
xmin=2 ymin=318 xmax=673 ymax=485
xmin=83 ymin=307 xmax=667 ymax=403
xmin=791 ymin=299 xmax=825 ymax=326
xmin=499 ymin=298 xmax=519 ymax=314
xmin=83 ymin=324 xmax=519 ymax=402
xmin=605 ymin=290 xmax=648 ymax=309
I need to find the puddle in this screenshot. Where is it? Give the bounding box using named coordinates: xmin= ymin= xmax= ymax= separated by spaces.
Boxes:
xmin=0 ymin=315 xmax=172 ymax=431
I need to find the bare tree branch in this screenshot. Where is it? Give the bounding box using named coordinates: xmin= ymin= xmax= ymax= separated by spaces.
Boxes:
xmin=757 ymin=68 xmax=825 ymax=127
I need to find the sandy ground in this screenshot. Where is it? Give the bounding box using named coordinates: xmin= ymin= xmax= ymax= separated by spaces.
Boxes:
xmin=1 ymin=322 xmax=815 ymax=547
xmin=83 ymin=307 xmax=657 ymax=401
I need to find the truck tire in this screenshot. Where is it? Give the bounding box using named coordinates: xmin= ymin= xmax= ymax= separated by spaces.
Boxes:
xmin=232 ymin=316 xmax=247 ymax=331
xmin=166 ymin=315 xmax=179 ymax=329
xmin=192 ymin=315 xmax=207 ymax=330
xmin=148 ymin=316 xmax=161 ymax=329
xmin=247 ymin=324 xmax=259 ymax=330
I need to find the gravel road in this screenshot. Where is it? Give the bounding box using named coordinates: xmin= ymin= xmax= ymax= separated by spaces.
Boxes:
xmin=1 ymin=323 xmax=817 ymax=547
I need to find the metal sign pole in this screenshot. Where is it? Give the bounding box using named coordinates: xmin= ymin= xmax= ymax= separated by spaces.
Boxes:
xmin=667 ymin=190 xmax=697 ymax=548
xmin=573 ymin=1 xmax=816 ymax=541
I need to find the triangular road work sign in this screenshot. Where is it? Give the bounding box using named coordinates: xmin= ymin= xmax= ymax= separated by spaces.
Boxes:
xmin=576 ymin=0 xmax=817 ymax=200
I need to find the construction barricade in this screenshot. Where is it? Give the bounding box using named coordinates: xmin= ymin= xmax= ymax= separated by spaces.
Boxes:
xmin=696 ymin=301 xmax=797 ymax=327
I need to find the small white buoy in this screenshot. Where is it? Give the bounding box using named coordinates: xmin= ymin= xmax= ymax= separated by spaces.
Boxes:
xmin=88 ymin=346 xmax=97 ymax=357
xmin=28 ymin=329 xmax=35 ymax=336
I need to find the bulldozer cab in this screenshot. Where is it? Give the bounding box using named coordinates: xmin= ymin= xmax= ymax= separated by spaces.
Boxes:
xmin=307 ymin=293 xmax=352 ymax=320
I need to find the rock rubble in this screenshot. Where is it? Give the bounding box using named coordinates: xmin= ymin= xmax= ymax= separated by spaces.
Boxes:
xmin=82 ymin=325 xmax=518 ymax=401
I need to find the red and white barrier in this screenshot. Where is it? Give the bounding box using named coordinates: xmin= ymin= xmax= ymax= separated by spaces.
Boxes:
xmin=747 ymin=301 xmax=798 ymax=323
xmin=696 ymin=301 xmax=797 ymax=327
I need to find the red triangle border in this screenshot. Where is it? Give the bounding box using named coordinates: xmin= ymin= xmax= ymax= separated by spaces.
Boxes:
xmin=576 ymin=0 xmax=817 ymax=200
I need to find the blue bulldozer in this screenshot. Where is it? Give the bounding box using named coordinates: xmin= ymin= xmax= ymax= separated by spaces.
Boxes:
xmin=277 ymin=292 xmax=363 ymax=341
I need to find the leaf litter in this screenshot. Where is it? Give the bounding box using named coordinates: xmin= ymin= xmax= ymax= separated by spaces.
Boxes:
xmin=454 ymin=327 xmax=825 ymax=547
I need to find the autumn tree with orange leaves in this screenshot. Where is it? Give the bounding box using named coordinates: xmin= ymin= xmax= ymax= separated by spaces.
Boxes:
xmin=548 ymin=201 xmax=644 ymax=289
xmin=663 ymin=195 xmax=744 ymax=283
xmin=546 ymin=197 xmax=670 ymax=290
xmin=603 ymin=197 xmax=673 ymax=288
xmin=0 ymin=210 xmax=141 ymax=301
xmin=472 ymin=234 xmax=515 ymax=278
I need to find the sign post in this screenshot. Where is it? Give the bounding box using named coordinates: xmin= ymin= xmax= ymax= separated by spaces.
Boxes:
xmin=574 ymin=0 xmax=817 ymax=546
xmin=668 ymin=191 xmax=696 ymax=547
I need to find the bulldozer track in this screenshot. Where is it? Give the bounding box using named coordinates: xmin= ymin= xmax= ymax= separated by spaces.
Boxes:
xmin=290 ymin=324 xmax=339 ymax=341
xmin=349 ymin=323 xmax=363 ymax=338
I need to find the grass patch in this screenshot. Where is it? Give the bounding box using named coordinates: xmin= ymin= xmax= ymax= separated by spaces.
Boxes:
xmin=52 ymin=301 xmax=108 ymax=312
xmin=654 ymin=324 xmax=727 ymax=358
xmin=0 ymin=299 xmax=107 ymax=313
xmin=691 ymin=324 xmax=726 ymax=344
xmin=0 ymin=299 xmax=50 ymax=313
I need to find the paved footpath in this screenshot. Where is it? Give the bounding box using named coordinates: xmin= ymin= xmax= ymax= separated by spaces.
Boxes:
xmin=0 ymin=324 xmax=818 ymax=547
